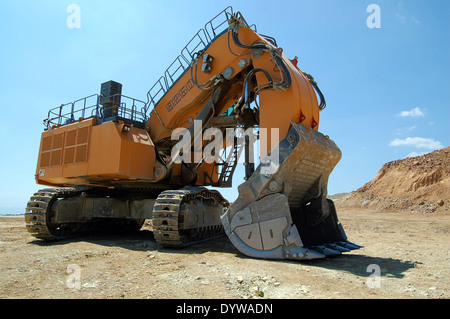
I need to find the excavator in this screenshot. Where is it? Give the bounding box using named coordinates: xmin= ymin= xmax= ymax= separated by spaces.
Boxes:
xmin=26 ymin=7 xmax=361 ymax=261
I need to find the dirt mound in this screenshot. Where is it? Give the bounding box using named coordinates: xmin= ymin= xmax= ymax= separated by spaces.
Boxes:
xmin=333 ymin=147 xmax=449 ymax=213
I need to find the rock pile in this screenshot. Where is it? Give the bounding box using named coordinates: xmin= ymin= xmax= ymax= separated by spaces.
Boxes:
xmin=332 ymin=147 xmax=449 ymax=213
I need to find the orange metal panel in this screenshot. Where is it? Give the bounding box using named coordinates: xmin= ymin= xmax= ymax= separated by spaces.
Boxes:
xmin=35 ymin=118 xmax=157 ymax=187
xmin=87 ymin=122 xmax=156 ymax=181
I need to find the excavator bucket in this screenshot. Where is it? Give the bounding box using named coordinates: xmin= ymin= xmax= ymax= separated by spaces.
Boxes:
xmin=221 ymin=123 xmax=362 ymax=260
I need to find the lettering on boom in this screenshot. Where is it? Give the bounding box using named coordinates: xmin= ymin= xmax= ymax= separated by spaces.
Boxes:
xmin=166 ymin=79 xmax=194 ymax=112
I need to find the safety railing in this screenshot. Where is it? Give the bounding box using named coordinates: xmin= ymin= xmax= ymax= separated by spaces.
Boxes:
xmin=45 ymin=94 xmax=100 ymax=129
xmin=145 ymin=6 xmax=234 ymax=111
xmin=100 ymin=94 xmax=148 ymax=123
xmin=45 ymin=94 xmax=147 ymax=129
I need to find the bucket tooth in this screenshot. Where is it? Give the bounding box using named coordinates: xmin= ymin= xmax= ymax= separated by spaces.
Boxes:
xmin=311 ymin=245 xmax=341 ymax=257
xmin=345 ymin=241 xmax=363 ymax=250
xmin=326 ymin=243 xmax=351 ymax=253
xmin=339 ymin=241 xmax=363 ymax=250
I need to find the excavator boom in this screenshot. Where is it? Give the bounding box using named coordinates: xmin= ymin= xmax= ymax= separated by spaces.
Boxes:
xmin=26 ymin=7 xmax=361 ymax=260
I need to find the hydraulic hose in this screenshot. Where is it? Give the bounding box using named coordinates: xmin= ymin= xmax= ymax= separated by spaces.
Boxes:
xmin=303 ymin=72 xmax=326 ymax=110
xmin=230 ymin=25 xmax=291 ymax=92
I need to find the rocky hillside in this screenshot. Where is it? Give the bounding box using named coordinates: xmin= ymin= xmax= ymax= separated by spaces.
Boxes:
xmin=332 ymin=147 xmax=449 ymax=213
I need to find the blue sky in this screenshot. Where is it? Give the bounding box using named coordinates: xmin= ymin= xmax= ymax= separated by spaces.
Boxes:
xmin=0 ymin=0 xmax=448 ymax=214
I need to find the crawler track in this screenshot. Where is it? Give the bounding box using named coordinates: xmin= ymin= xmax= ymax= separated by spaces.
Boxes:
xmin=25 ymin=187 xmax=86 ymax=240
xmin=25 ymin=187 xmax=145 ymax=240
xmin=25 ymin=186 xmax=229 ymax=245
xmin=152 ymin=187 xmax=229 ymax=247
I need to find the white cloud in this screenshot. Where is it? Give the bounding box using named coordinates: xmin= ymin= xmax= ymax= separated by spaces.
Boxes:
xmin=397 ymin=107 xmax=425 ymax=117
xmin=389 ymin=137 xmax=444 ymax=149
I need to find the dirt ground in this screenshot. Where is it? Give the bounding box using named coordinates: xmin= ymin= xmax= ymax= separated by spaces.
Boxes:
xmin=0 ymin=208 xmax=449 ymax=300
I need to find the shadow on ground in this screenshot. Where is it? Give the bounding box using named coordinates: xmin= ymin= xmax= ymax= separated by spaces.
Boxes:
xmin=310 ymin=253 xmax=418 ymax=279
xmin=27 ymin=230 xmax=417 ymax=279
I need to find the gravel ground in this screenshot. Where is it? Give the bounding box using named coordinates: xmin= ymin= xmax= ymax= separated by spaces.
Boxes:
xmin=0 ymin=207 xmax=449 ymax=300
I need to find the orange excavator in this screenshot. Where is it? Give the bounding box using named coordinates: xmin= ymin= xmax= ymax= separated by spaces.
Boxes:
xmin=26 ymin=7 xmax=361 ymax=260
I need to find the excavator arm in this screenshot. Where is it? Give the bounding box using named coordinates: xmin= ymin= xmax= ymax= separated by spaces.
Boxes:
xmin=145 ymin=9 xmax=361 ymax=260
xmin=147 ymin=12 xmax=319 ymax=175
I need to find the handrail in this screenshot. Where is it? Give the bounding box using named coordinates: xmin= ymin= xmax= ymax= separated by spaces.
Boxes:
xmin=44 ymin=94 xmax=147 ymax=129
xmin=46 ymin=94 xmax=100 ymax=128
xmin=204 ymin=6 xmax=234 ymax=42
xmin=145 ymin=6 xmax=234 ymax=113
